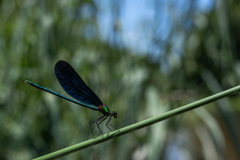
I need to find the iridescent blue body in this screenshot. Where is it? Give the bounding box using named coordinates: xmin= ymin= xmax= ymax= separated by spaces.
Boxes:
xmin=24 ymin=80 xmax=99 ymax=110
xmin=24 ymin=60 xmax=117 ymax=138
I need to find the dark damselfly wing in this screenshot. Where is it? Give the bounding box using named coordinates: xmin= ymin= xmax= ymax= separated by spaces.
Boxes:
xmin=55 ymin=60 xmax=103 ymax=107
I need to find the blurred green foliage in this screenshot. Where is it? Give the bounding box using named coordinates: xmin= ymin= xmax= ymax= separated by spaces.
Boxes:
xmin=0 ymin=0 xmax=240 ymax=160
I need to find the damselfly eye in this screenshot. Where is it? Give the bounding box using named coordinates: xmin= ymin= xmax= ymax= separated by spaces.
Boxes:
xmin=113 ymin=111 xmax=117 ymax=118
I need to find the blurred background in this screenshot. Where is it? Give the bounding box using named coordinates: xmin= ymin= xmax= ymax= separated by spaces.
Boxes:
xmin=0 ymin=0 xmax=240 ymax=159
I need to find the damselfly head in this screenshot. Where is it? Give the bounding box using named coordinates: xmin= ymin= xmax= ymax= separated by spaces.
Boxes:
xmin=112 ymin=111 xmax=117 ymax=118
xmin=23 ymin=80 xmax=28 ymax=84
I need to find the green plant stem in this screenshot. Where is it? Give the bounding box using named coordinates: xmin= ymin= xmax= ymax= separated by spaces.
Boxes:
xmin=33 ymin=85 xmax=240 ymax=160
